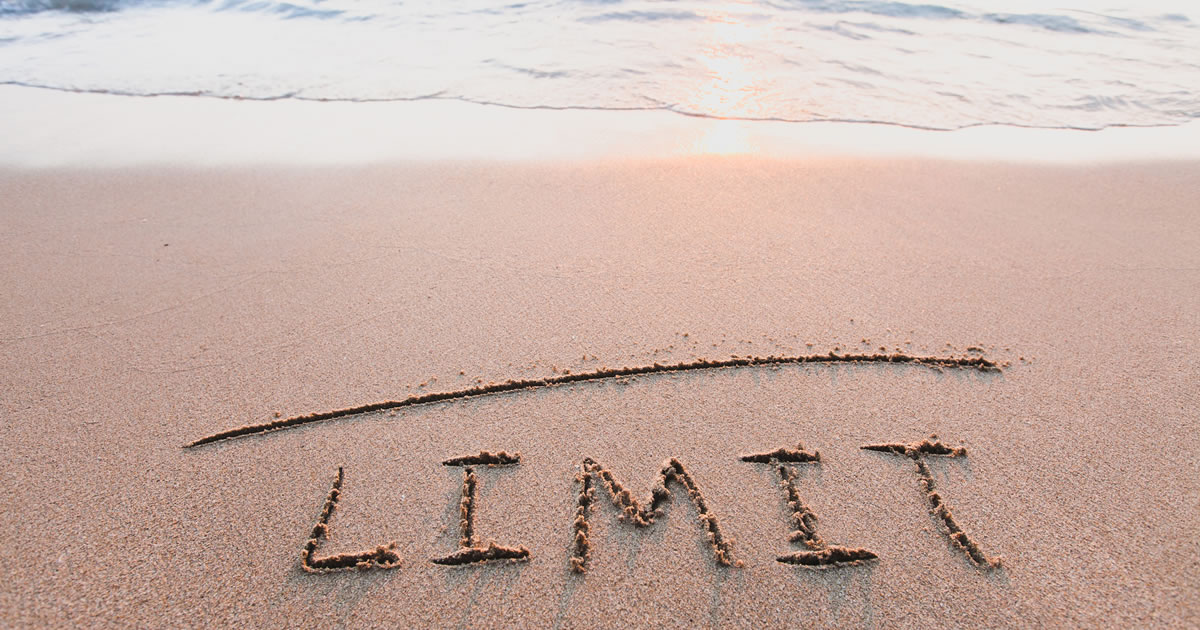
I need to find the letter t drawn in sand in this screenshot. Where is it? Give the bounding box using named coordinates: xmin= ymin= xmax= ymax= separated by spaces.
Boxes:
xmin=861 ymin=435 xmax=1000 ymax=569
xmin=431 ymin=451 xmax=531 ymax=566
xmin=740 ymin=443 xmax=878 ymax=567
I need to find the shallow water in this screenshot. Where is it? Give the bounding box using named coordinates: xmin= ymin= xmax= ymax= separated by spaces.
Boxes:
xmin=0 ymin=0 xmax=1197 ymax=130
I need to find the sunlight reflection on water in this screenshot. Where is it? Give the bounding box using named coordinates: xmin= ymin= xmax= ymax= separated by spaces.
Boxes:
xmin=0 ymin=0 xmax=1196 ymax=131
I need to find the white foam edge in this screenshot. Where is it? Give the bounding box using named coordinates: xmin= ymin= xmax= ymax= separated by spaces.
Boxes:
xmin=3 ymin=84 xmax=1199 ymax=167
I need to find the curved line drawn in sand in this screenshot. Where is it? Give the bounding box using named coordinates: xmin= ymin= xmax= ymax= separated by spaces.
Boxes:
xmin=861 ymin=436 xmax=1000 ymax=569
xmin=186 ymin=353 xmax=999 ymax=447
xmin=431 ymin=451 xmax=531 ymax=566
xmin=569 ymin=457 xmax=740 ymax=573
xmin=740 ymin=444 xmax=879 ymax=567
xmin=441 ymin=451 xmax=522 ymax=467
xmin=301 ymin=467 xmax=402 ymax=574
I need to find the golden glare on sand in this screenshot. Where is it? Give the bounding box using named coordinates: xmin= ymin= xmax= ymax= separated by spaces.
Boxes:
xmin=694 ymin=119 xmax=754 ymax=154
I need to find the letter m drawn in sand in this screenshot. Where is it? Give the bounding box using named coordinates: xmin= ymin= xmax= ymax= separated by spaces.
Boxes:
xmin=570 ymin=457 xmax=740 ymax=573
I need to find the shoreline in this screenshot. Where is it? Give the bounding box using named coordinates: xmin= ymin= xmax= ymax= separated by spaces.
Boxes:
xmin=4 ymin=84 xmax=1200 ymax=167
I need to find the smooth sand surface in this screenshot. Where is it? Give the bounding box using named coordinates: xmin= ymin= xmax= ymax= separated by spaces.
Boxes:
xmin=1 ymin=158 xmax=1198 ymax=628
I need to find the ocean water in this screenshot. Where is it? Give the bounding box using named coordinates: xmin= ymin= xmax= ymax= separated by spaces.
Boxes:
xmin=0 ymin=0 xmax=1197 ymax=131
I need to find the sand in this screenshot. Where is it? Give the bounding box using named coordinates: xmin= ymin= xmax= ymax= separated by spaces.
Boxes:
xmin=1 ymin=158 xmax=1198 ymax=628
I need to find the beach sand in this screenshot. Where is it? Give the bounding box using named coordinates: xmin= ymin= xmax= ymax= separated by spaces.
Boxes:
xmin=1 ymin=158 xmax=1197 ymax=627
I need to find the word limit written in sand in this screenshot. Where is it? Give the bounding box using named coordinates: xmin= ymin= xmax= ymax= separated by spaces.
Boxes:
xmin=299 ymin=441 xmax=999 ymax=576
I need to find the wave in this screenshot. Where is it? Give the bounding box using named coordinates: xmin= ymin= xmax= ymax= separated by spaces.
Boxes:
xmin=763 ymin=1 xmax=1158 ymax=34
xmin=0 ymin=0 xmax=1185 ymax=37
xmin=0 ymin=0 xmax=346 ymax=17
xmin=0 ymin=1 xmax=1195 ymax=130
xmin=0 ymin=0 xmax=1187 ymax=41
xmin=0 ymin=0 xmax=152 ymax=13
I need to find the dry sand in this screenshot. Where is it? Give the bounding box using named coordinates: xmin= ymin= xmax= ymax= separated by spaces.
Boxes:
xmin=1 ymin=158 xmax=1198 ymax=628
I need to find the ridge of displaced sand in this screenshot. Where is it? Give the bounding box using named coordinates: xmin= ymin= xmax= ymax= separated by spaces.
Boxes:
xmin=186 ymin=352 xmax=999 ymax=447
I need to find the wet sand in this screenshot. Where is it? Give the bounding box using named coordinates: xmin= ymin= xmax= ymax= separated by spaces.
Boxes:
xmin=1 ymin=158 xmax=1197 ymax=627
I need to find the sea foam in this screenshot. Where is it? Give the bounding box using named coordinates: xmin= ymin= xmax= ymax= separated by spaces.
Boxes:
xmin=0 ymin=0 xmax=1196 ymax=130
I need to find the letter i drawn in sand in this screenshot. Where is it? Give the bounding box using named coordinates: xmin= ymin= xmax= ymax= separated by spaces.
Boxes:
xmin=740 ymin=443 xmax=879 ymax=567
xmin=300 ymin=467 xmax=402 ymax=574
xmin=432 ymin=451 xmax=531 ymax=566
xmin=861 ymin=435 xmax=1000 ymax=569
